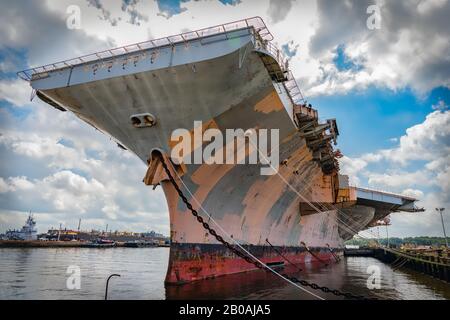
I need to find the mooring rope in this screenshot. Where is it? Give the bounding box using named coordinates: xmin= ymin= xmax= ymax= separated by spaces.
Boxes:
xmin=159 ymin=154 xmax=374 ymax=300
xmin=265 ymin=238 xmax=303 ymax=272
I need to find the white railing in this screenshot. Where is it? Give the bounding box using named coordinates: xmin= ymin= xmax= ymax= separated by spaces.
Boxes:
xmin=254 ymin=39 xmax=306 ymax=105
xmin=17 ymin=16 xmax=307 ymax=109
xmin=262 ymin=41 xmax=288 ymax=68
xmin=17 ymin=16 xmax=272 ymax=81
xmin=284 ymin=70 xmax=306 ymax=104
xmin=351 ymin=185 xmax=417 ymax=201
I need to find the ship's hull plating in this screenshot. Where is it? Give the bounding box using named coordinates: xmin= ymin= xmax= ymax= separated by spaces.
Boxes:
xmin=155 ymin=83 xmax=344 ymax=283
xmin=166 ymin=243 xmax=341 ymax=284
xmin=35 ymin=36 xmax=359 ymax=284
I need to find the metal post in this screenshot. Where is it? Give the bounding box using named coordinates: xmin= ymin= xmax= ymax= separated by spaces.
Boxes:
xmin=377 ymin=226 xmax=380 ymax=240
xmin=436 ymin=208 xmax=449 ymax=248
xmin=57 ymin=223 xmax=62 ymax=241
xmin=385 ymin=224 xmax=389 ymax=248
xmin=105 ymin=274 xmax=121 ymax=300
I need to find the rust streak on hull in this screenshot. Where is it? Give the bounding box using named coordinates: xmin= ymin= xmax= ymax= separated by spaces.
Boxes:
xmin=22 ymin=19 xmax=417 ymax=285
xmin=166 ymin=243 xmax=340 ymax=284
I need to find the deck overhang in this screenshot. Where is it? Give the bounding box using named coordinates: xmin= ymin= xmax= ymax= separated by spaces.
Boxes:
xmin=354 ymin=187 xmax=424 ymax=228
xmin=355 ymin=187 xmax=424 ymax=212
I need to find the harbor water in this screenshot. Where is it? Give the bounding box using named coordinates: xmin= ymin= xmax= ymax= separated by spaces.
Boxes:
xmin=0 ymin=247 xmax=449 ymax=300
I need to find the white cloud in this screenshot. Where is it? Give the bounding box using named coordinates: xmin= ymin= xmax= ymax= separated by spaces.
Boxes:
xmin=267 ymin=0 xmax=296 ymax=24
xmin=0 ymin=136 xmax=169 ymax=231
xmin=436 ymin=165 xmax=450 ymax=195
xmin=0 ymin=99 xmax=169 ymax=234
xmin=0 ymin=178 xmax=8 ymax=193
xmin=360 ymin=153 xmax=383 ymax=163
xmin=339 ymin=156 xmax=367 ymax=185
xmin=402 ymin=188 xmax=424 ymax=199
xmin=0 ymin=133 xmax=102 ymax=172
xmin=339 ymin=108 xmax=450 ymax=237
xmin=42 ymin=171 xmax=105 ymax=212
xmin=102 ymin=203 xmax=120 ymax=220
xmin=367 ymin=170 xmax=432 ymax=189
xmin=340 ymin=110 xmax=450 ymax=189
xmin=0 ymin=0 xmax=113 ymax=68
xmin=380 ymin=110 xmax=450 ymax=165
xmin=347 ymin=110 xmax=450 ymax=167
xmin=1 ymin=1 xmax=449 ymax=238
xmin=304 ymin=0 xmax=450 ymax=96
xmin=432 ymin=99 xmax=449 ymax=111
xmin=0 ymin=176 xmax=34 ymax=193
xmin=0 ymin=79 xmax=31 ymax=106
xmin=417 ymin=0 xmax=448 ymax=15
xmin=389 ymin=137 xmax=398 ymax=143
xmin=3 ymin=0 xmax=448 ymax=98
xmin=388 ymin=191 xmax=450 ymax=237
xmin=0 ymin=171 xmax=105 ymax=213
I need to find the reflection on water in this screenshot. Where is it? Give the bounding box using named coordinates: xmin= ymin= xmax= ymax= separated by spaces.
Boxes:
xmin=0 ymin=248 xmax=448 ymax=300
xmin=0 ymin=247 xmax=168 ymax=299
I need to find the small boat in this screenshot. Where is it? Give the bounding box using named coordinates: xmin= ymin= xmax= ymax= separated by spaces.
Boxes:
xmin=83 ymin=238 xmax=116 ymax=248
xmin=124 ymin=240 xmax=156 ymax=248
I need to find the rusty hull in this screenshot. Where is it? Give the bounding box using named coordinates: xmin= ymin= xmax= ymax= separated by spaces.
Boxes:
xmin=26 ymin=23 xmax=379 ymax=284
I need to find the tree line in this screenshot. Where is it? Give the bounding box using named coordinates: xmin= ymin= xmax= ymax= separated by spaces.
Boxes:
xmin=345 ymin=236 xmax=448 ymax=247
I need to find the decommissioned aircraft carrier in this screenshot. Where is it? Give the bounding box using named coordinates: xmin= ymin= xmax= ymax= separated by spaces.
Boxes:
xmin=18 ymin=17 xmax=423 ymax=284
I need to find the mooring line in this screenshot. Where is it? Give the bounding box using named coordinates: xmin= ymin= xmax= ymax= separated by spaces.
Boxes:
xmin=300 ymin=242 xmax=329 ymax=266
xmin=326 ymin=243 xmax=341 ymax=262
xmin=265 ymin=238 xmax=303 ymax=273
xmin=160 ymin=159 xmax=325 ymax=300
xmin=160 ymin=155 xmax=375 ymax=300
xmin=248 ymin=138 xmax=382 ymax=242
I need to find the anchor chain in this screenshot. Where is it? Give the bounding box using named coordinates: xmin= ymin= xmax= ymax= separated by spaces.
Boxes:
xmin=158 ymin=155 xmax=375 ymax=300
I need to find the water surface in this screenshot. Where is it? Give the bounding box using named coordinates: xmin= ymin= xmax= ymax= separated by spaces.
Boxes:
xmin=0 ymin=248 xmax=448 ymax=300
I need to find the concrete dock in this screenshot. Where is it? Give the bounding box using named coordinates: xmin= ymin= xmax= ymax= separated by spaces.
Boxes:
xmin=345 ymin=246 xmax=450 ymax=282
xmin=0 ymin=240 xmax=168 ymax=248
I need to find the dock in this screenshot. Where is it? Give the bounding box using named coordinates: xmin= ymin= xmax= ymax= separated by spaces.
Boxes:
xmin=0 ymin=240 xmax=168 ymax=248
xmin=344 ymin=248 xmax=375 ymax=257
xmin=345 ymin=246 xmax=450 ymax=282
xmin=0 ymin=240 xmax=89 ymax=248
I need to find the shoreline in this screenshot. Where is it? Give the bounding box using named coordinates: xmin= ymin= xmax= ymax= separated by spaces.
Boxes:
xmin=0 ymin=240 xmax=170 ymax=248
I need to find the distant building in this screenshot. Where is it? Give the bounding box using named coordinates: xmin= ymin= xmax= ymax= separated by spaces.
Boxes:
xmin=45 ymin=229 xmax=79 ymax=241
xmin=39 ymin=227 xmax=169 ymax=242
xmin=142 ymin=230 xmax=165 ymax=238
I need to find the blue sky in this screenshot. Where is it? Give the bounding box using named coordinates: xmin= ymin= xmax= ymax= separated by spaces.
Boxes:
xmin=312 ymin=86 xmax=450 ymax=155
xmin=0 ymin=0 xmax=449 ymax=237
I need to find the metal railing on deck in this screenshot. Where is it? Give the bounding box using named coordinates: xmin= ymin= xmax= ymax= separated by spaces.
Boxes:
xmin=253 ymin=38 xmax=305 ymax=105
xmin=17 ymin=16 xmax=273 ymax=81
xmin=350 ymin=185 xmax=418 ymax=201
xmin=17 ymin=16 xmax=307 ymax=113
xmin=284 ymin=71 xmax=306 ymax=104
xmin=261 ymin=41 xmax=288 ymax=67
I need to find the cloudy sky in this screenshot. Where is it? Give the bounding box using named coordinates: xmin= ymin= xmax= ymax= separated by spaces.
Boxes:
xmin=0 ymin=0 xmax=449 ymax=237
